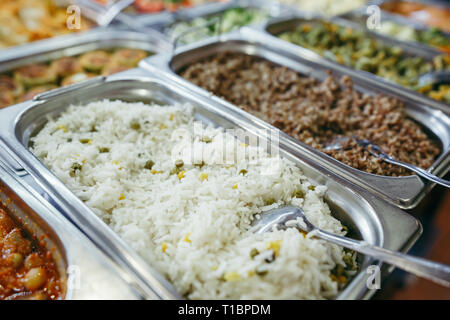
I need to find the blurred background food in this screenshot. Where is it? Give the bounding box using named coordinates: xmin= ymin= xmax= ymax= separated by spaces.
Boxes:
xmin=94 ymin=0 xmax=226 ymax=13
xmin=0 ymin=0 xmax=93 ymax=49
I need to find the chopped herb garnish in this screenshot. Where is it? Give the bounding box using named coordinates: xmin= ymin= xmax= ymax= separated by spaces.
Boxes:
xmin=144 ymin=160 xmax=155 ymax=170
xmin=130 ymin=120 xmax=141 ymax=131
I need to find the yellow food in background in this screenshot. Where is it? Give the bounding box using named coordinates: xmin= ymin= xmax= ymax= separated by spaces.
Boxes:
xmin=0 ymin=0 xmax=93 ymax=49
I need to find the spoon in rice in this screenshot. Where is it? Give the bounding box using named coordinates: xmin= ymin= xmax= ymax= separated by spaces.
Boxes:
xmin=324 ymin=136 xmax=450 ymax=188
xmin=250 ymin=206 xmax=450 ymax=287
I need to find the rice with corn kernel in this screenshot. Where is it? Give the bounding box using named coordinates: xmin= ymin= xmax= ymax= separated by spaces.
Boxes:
xmin=31 ymin=99 xmax=356 ymax=299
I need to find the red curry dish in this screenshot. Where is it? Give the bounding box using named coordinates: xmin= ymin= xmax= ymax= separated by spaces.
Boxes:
xmin=0 ymin=201 xmax=63 ymax=300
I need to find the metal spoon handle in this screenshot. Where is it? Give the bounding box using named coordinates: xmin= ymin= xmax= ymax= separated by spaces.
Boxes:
xmin=381 ymin=156 xmax=450 ymax=188
xmin=315 ymin=229 xmax=450 ymax=287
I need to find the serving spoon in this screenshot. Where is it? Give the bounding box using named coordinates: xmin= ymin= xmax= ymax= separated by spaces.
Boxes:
xmin=250 ymin=206 xmax=450 ymax=287
xmin=324 ymin=136 xmax=450 ymax=188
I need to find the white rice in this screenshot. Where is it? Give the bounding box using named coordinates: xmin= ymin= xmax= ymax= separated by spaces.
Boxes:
xmin=31 ymin=99 xmax=353 ymax=300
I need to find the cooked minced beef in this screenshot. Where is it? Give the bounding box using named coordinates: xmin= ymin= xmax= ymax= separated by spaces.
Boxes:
xmin=180 ymin=52 xmax=441 ymax=177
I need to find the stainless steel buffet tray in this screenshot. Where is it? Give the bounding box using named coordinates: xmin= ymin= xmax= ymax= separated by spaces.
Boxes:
xmin=0 ymin=158 xmax=143 ymax=300
xmin=0 ymin=28 xmax=169 ymax=74
xmin=257 ymin=15 xmax=450 ymax=111
xmin=0 ymin=67 xmax=421 ymax=299
xmin=139 ymin=0 xmax=287 ymax=38
xmin=141 ymin=29 xmax=450 ymax=209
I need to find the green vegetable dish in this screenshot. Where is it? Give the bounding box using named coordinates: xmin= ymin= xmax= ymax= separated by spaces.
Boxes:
xmin=278 ymin=21 xmax=450 ymax=104
xmin=167 ymin=7 xmax=269 ymax=44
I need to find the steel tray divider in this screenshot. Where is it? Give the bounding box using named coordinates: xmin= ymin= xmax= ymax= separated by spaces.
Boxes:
xmin=254 ymin=16 xmax=450 ymax=112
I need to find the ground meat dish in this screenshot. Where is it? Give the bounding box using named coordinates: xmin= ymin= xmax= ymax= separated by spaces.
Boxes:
xmin=0 ymin=201 xmax=63 ymax=300
xmin=180 ymin=52 xmax=441 ymax=176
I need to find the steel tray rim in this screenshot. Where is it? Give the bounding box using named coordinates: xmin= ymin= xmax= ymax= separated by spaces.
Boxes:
xmin=0 ymin=159 xmax=144 ymax=300
xmin=258 ymin=15 xmax=450 ymax=111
